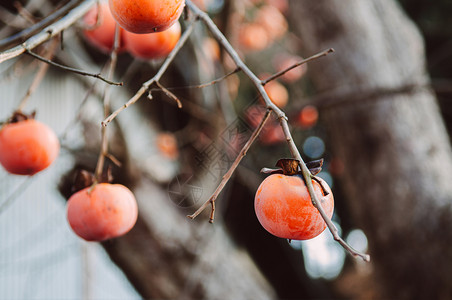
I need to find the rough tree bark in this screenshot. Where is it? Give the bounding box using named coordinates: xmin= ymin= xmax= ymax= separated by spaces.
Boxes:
xmin=289 ymin=1 xmax=452 ymax=299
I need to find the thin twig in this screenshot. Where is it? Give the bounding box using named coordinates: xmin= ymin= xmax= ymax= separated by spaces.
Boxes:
xmin=102 ymin=22 xmax=195 ymax=127
xmin=155 ymin=81 xmax=183 ymax=108
xmin=25 ymin=49 xmax=122 ymax=86
xmin=94 ymin=25 xmax=121 ymax=182
xmin=0 ymin=0 xmax=82 ymax=49
xmin=0 ymin=0 xmax=95 ymax=64
xmin=261 ymin=48 xmax=335 ymax=85
xmin=185 ymin=0 xmax=370 ymax=261
xmin=188 ymin=109 xmax=272 ymax=222
xmin=158 ymin=68 xmax=241 ymax=91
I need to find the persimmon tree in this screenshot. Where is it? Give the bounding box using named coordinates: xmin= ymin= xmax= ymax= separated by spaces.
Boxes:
xmin=3 ymin=0 xmax=447 ymax=298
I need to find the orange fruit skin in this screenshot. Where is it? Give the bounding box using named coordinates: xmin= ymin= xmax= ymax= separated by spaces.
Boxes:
xmin=109 ymin=0 xmax=185 ymax=33
xmin=0 ymin=120 xmax=60 ymax=175
xmin=124 ymin=21 xmax=181 ymax=59
xmin=67 ymin=183 xmax=138 ymax=242
xmin=83 ymin=1 xmax=126 ymax=53
xmin=255 ymin=174 xmax=334 ymax=240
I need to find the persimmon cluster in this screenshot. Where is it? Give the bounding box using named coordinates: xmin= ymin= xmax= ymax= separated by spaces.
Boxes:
xmin=0 ymin=0 xmax=187 ymax=242
xmin=1 ymin=0 xmax=334 ymax=246
xmin=83 ymin=0 xmax=183 ymax=59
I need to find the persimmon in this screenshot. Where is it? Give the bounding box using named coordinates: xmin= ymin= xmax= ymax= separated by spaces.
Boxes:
xmin=298 ymin=105 xmax=319 ymax=129
xmin=124 ymin=21 xmax=181 ymax=60
xmin=109 ymin=0 xmax=185 ymax=33
xmin=0 ymin=119 xmax=59 ymax=175
xmin=238 ymin=23 xmax=269 ymax=52
xmin=67 ymin=183 xmax=138 ymax=241
xmin=255 ymin=174 xmax=334 ymax=240
xmin=82 ymin=1 xmax=126 ymax=53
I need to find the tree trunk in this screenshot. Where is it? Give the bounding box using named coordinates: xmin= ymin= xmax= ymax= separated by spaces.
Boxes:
xmin=289 ymin=1 xmax=452 ymax=299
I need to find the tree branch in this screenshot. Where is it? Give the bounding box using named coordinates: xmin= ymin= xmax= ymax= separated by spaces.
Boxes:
xmin=185 ymin=0 xmax=370 ymax=261
xmin=0 ymin=0 xmax=95 ymax=64
xmin=0 ymin=0 xmax=83 ymax=49
xmin=25 ymin=49 xmax=122 ymax=86
xmin=102 ymin=22 xmax=195 ymax=126
xmin=187 ymin=109 xmax=272 ymax=222
xmin=94 ymin=24 xmax=121 ymax=182
xmin=261 ymin=48 xmax=335 ymax=85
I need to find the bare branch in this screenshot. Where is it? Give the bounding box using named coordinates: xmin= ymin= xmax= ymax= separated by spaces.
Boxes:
xmin=261 ymin=48 xmax=335 ymax=85
xmin=102 ymin=22 xmax=195 ymax=126
xmin=0 ymin=0 xmax=95 ymax=64
xmin=94 ymin=24 xmax=121 ymax=182
xmin=185 ymin=0 xmax=370 ymax=261
xmin=0 ymin=0 xmax=83 ymax=49
xmin=25 ymin=49 xmax=122 ymax=86
xmin=162 ymin=68 xmax=241 ymax=91
xmin=155 ymin=81 xmax=183 ymax=108
xmin=187 ymin=109 xmax=272 ymax=222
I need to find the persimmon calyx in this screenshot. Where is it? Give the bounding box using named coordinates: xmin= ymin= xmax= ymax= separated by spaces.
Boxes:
xmin=260 ymin=158 xmax=324 ymax=176
xmin=72 ymin=167 xmax=114 ymax=195
xmin=7 ymin=110 xmax=36 ymax=124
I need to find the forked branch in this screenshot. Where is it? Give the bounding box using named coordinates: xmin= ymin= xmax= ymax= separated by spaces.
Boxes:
xmin=101 ymin=22 xmax=195 ymax=126
xmin=187 ymin=109 xmax=272 ymax=222
xmin=0 ymin=0 xmax=96 ymax=64
xmin=185 ymin=0 xmax=370 ymax=261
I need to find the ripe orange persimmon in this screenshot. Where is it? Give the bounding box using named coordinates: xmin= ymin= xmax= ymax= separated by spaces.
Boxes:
xmin=67 ymin=183 xmax=138 ymax=241
xmin=83 ymin=1 xmax=126 ymax=53
xmin=124 ymin=21 xmax=181 ymax=60
xmin=0 ymin=119 xmax=59 ymax=175
xmin=255 ymin=174 xmax=334 ymax=240
xmin=109 ymin=0 xmax=185 ymax=33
